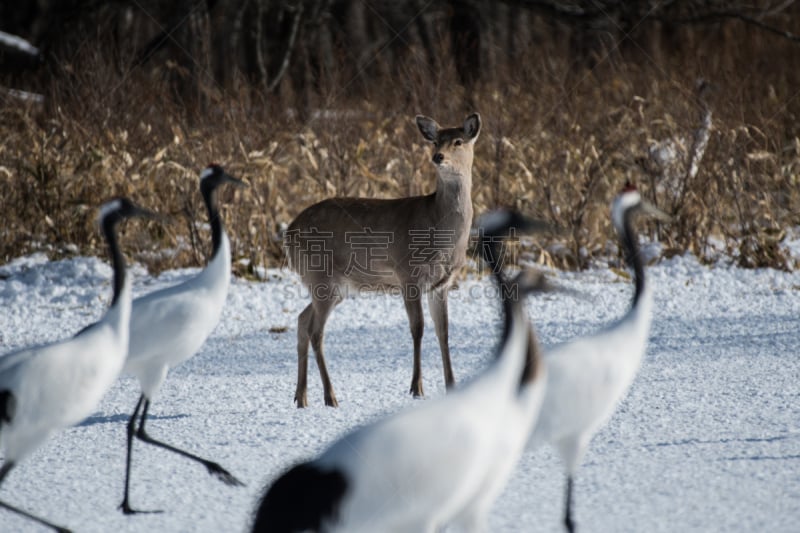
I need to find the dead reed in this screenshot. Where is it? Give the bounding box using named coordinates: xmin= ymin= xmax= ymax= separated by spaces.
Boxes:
xmin=1 ymin=28 xmax=798 ymax=275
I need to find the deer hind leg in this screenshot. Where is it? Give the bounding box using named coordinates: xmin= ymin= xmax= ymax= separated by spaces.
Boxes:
xmin=309 ymin=291 xmax=341 ymax=407
xmin=295 ymin=303 xmax=314 ymax=408
xmin=403 ymin=290 xmax=425 ymax=398
xmin=428 ymin=287 xmax=455 ymax=390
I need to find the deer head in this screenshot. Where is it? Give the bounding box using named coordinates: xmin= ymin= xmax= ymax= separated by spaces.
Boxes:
xmin=416 ymin=113 xmax=481 ymax=179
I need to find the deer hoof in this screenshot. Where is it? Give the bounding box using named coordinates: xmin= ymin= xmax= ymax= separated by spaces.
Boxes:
xmin=295 ymin=393 xmax=308 ymax=408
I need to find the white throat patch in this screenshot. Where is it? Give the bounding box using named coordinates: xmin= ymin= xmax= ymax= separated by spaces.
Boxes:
xmin=612 ymin=190 xmax=641 ymax=231
xmin=200 ymin=167 xmax=215 ymax=181
xmin=98 ymin=199 xmax=122 ymax=223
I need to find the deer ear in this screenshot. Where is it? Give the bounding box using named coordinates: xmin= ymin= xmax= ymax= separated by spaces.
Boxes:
xmin=463 ymin=113 xmax=481 ymax=143
xmin=416 ymin=115 xmax=439 ymax=143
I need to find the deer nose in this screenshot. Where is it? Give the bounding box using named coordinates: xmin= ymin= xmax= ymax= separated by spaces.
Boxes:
xmin=433 ymin=153 xmax=444 ymax=164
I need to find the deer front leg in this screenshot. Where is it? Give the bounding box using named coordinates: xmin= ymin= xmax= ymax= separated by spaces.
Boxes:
xmin=428 ymin=287 xmax=455 ymax=390
xmin=294 ymin=304 xmax=314 ymax=408
xmin=403 ymin=289 xmax=425 ymax=398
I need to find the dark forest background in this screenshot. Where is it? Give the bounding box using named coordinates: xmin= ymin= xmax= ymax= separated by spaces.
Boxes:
xmin=2 ymin=1 xmax=800 ymax=274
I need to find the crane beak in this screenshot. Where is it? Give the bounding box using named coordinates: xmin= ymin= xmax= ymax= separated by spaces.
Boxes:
xmin=639 ymin=200 xmax=671 ymax=223
xmin=517 ymin=217 xmax=561 ymax=235
xmin=223 ymin=172 xmax=248 ymax=189
xmin=512 ymin=269 xmax=586 ymax=300
xmin=133 ymin=206 xmax=166 ymax=222
xmin=476 ymin=210 xmax=559 ymax=238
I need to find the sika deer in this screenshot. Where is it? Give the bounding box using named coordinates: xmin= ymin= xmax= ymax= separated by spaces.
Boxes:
xmin=285 ymin=113 xmax=481 ymax=407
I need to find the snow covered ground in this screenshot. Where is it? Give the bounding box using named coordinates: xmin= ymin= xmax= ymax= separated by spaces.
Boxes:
xmin=0 ymin=250 xmax=798 ymax=532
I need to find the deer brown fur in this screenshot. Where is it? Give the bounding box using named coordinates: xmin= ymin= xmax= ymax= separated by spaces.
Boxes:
xmin=285 ymin=113 xmax=481 ymax=407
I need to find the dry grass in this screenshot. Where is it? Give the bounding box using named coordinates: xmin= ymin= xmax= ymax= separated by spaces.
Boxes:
xmin=1 ymin=28 xmax=799 ymax=276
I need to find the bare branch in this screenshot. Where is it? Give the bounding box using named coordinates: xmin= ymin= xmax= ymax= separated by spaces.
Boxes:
xmin=764 ymin=0 xmax=797 ymax=17
xmin=255 ymin=0 xmax=268 ymax=88
xmin=502 ymin=0 xmax=608 ymax=21
xmin=0 ymin=30 xmax=40 ymax=58
xmin=267 ymin=4 xmax=304 ymax=92
xmin=0 ymin=86 xmax=44 ymax=105
xmin=656 ymin=9 xmax=800 ymax=44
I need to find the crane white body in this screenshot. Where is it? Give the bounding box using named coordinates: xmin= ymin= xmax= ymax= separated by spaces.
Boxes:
xmin=525 ymin=186 xmax=667 ymax=532
xmin=0 ymin=197 xmax=151 ymax=532
xmin=318 ymin=313 xmax=529 ymax=532
xmin=530 ymin=287 xmax=652 ymax=471
xmin=0 ymin=282 xmax=130 ymax=460
xmin=118 ymin=165 xmax=245 ymax=515
xmin=123 ymin=231 xmax=230 ymax=398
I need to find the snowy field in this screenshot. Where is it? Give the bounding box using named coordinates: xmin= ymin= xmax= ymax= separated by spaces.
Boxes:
xmin=0 ymin=249 xmax=799 ymax=532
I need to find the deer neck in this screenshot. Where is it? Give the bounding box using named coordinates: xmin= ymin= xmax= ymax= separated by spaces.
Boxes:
xmin=434 ymin=167 xmax=473 ymax=222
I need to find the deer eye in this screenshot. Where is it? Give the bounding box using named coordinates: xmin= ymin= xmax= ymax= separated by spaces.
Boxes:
xmin=454 ymin=139 xmax=463 ymax=146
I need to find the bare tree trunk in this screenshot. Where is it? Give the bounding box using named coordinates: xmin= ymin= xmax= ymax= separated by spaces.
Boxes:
xmin=450 ymin=0 xmax=482 ymax=88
